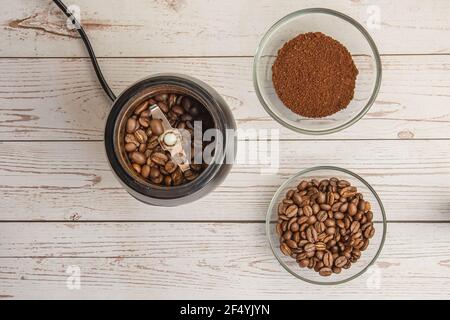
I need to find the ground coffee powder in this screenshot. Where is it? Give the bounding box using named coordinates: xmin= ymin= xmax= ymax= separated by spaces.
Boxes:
xmin=272 ymin=32 xmax=358 ymax=118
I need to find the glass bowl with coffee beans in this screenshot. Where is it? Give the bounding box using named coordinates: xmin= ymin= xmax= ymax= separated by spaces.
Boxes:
xmin=266 ymin=166 xmax=386 ymax=284
xmin=105 ymin=74 xmax=236 ymax=206
xmin=254 ymin=8 xmax=382 ymax=135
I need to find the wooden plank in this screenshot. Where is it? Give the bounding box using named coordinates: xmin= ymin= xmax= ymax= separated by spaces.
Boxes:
xmin=0 ymin=223 xmax=448 ymax=299
xmin=1 ymin=140 xmax=450 ymax=221
xmin=1 ymin=55 xmax=450 ymax=140
xmin=2 ymin=0 xmax=450 ymax=57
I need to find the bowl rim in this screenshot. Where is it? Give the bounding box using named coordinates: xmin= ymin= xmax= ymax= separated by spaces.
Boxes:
xmin=265 ymin=165 xmax=387 ymax=285
xmin=253 ymin=8 xmax=383 ymax=135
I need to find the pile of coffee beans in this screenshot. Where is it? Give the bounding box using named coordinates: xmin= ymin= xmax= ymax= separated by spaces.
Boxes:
xmin=276 ymin=178 xmax=375 ymax=276
xmin=123 ymin=93 xmax=212 ymax=186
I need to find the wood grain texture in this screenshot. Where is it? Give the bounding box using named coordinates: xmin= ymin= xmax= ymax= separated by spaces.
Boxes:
xmin=1 ymin=55 xmax=450 ymax=140
xmin=1 ymin=140 xmax=450 ymax=221
xmin=2 ymin=0 xmax=450 ymax=57
xmin=0 ymin=223 xmax=448 ymax=299
xmin=2 ymin=1 xmax=449 ymax=300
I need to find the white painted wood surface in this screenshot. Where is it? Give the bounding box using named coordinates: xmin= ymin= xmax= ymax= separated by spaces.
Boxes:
xmin=1 ymin=140 xmax=450 ymax=221
xmin=3 ymin=0 xmax=450 ymax=57
xmin=1 ymin=56 xmax=450 ymax=140
xmin=0 ymin=223 xmax=449 ymax=299
xmin=0 ymin=0 xmax=449 ymax=299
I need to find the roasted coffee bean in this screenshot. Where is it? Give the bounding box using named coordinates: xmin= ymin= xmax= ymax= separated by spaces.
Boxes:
xmin=155 ymin=93 xmax=168 ymax=102
xmin=132 ymin=163 xmax=142 ymax=174
xmin=317 ymin=192 xmax=326 ymax=204
xmin=150 ymin=167 xmax=160 ymax=179
xmin=338 ymin=180 xmax=350 ymax=188
xmin=139 ymin=117 xmax=151 ymax=128
xmin=290 ymin=222 xmax=299 ymax=232
xmin=276 ymin=178 xmax=375 ymax=277
xmin=306 ymin=227 xmax=318 ymax=243
xmin=190 ymin=163 xmax=202 ymax=172
xmin=138 ymin=143 xmax=146 ymax=153
xmin=134 ymin=129 xmax=147 ymax=144
xmin=364 ymin=225 xmax=375 ymax=239
xmin=164 ymin=161 xmax=177 ymax=174
xmin=172 ymin=169 xmax=183 ymax=186
xmin=319 ymin=267 xmax=332 ymax=277
xmin=314 ymin=261 xmax=324 ymax=273
xmin=283 ymin=231 xmax=292 ymax=241
xmin=285 ymin=205 xmax=299 ymax=218
xmin=164 ymin=175 xmax=172 ymax=186
xmin=184 ymin=170 xmax=198 ymax=181
xmin=339 ymin=202 xmax=348 ymax=213
xmin=156 ymin=101 xmax=169 ymax=113
xmin=130 ymin=152 xmax=146 ymax=165
xmin=315 ymin=251 xmax=324 ymax=260
xmin=151 ymin=152 xmax=169 ymax=166
xmin=168 ymin=93 xmax=177 ymax=108
xmin=304 ymin=243 xmax=316 ymax=253
xmin=332 ymin=266 xmax=342 ymax=274
xmin=326 ymin=227 xmax=336 ymax=236
xmin=134 ymin=101 xmax=149 ymax=115
xmin=125 ymin=143 xmax=137 ymax=152
xmin=303 ymin=205 xmax=313 ymax=217
xmin=307 ymin=215 xmax=317 ymax=225
xmin=141 ymin=165 xmax=151 ymax=178
xmin=350 ymin=221 xmax=360 ymax=234
xmin=172 ymin=105 xmax=184 ymax=115
xmin=151 ymin=175 xmax=164 ymax=184
xmin=315 ymin=242 xmax=326 ymax=251
xmin=317 ymin=210 xmax=328 ymax=222
xmin=126 ymin=118 xmax=137 ymax=133
xmin=334 ymin=212 xmax=344 ymax=220
xmin=326 ymin=192 xmax=335 ymax=205
xmin=147 ymin=136 xmax=159 ymax=149
xmin=292 ymin=192 xmax=302 ymax=206
xmin=323 ymin=252 xmax=334 ymax=267
xmin=286 ymin=240 xmax=298 ymax=249
xmin=298 ymin=259 xmax=309 ymax=268
xmin=340 ymin=186 xmax=357 ymax=198
xmin=141 ymin=110 xmax=151 ymax=118
xmin=125 ymin=133 xmax=138 ymax=145
xmin=280 ymin=243 xmax=292 ymax=256
xmin=335 ymin=256 xmax=348 ymax=268
xmin=324 ymin=218 xmax=335 ymax=227
xmin=312 ymin=203 xmax=320 ymax=214
xmin=150 ymin=119 xmax=164 ymax=136
xmin=348 ymin=203 xmax=357 ymax=216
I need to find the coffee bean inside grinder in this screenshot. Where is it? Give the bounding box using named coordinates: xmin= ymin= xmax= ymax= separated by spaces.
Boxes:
xmin=123 ymin=92 xmax=215 ymax=186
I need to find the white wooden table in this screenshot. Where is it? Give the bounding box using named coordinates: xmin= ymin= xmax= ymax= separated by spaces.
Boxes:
xmin=0 ymin=0 xmax=449 ymax=299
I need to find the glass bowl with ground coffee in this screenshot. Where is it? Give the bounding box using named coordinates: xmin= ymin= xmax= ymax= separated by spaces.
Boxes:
xmin=254 ymin=8 xmax=382 ymax=135
xmin=266 ymin=166 xmax=386 ymax=285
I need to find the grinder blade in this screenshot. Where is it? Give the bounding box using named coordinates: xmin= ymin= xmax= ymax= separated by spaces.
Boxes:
xmin=149 ymin=104 xmax=190 ymax=172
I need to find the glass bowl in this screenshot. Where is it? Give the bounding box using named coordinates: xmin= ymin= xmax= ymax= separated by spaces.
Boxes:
xmin=266 ymin=166 xmax=386 ymax=285
xmin=253 ymin=8 xmax=382 ymax=135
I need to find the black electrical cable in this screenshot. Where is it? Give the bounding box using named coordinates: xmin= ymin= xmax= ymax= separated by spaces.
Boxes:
xmin=52 ymin=0 xmax=116 ymax=101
